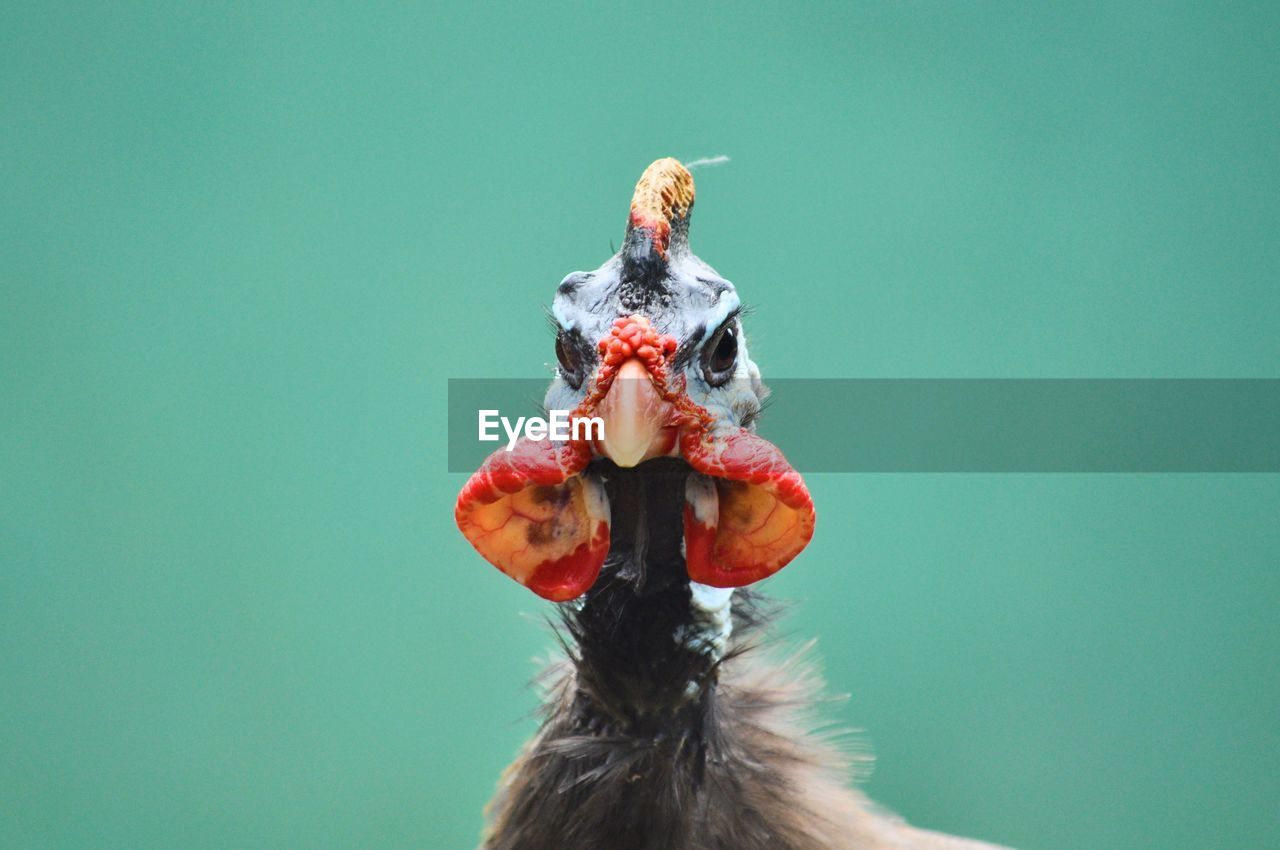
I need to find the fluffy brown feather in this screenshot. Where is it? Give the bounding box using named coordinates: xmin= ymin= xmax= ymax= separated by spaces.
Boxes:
xmin=480 ymin=624 xmax=1009 ymax=850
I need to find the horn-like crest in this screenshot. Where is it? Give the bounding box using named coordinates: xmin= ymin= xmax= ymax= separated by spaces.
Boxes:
xmin=623 ymin=158 xmax=695 ymax=269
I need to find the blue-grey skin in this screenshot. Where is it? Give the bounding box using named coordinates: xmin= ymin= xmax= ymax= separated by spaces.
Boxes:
xmin=544 ymin=242 xmax=764 ymax=439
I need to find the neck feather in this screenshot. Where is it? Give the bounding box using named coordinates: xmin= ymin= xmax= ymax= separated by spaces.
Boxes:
xmin=563 ymin=459 xmax=733 ymax=736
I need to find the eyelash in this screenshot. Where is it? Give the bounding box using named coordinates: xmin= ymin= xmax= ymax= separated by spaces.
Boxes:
xmin=554 ymin=329 xmax=589 ymax=388
xmin=702 ymin=316 xmax=740 ymax=386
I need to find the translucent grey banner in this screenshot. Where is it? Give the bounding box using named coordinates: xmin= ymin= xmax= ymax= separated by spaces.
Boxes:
xmin=446 ymin=379 xmax=1280 ymax=472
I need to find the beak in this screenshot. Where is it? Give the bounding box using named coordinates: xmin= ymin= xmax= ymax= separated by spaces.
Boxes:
xmin=594 ymin=358 xmax=676 ymax=467
xmin=456 ymin=306 xmax=815 ymax=602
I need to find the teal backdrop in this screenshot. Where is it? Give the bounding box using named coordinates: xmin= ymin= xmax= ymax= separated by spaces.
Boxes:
xmin=2 ymin=4 xmax=1277 ymax=849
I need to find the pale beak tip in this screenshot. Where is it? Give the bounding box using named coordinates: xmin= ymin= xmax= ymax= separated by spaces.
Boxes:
xmin=601 ymin=437 xmax=648 ymax=468
xmin=596 ymin=358 xmax=670 ymax=468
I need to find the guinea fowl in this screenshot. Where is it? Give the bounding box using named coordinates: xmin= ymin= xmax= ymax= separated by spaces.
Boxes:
xmin=456 ymin=158 xmax=1010 ymax=850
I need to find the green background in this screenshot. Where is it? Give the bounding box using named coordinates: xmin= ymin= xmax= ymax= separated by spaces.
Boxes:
xmin=3 ymin=3 xmax=1277 ymax=848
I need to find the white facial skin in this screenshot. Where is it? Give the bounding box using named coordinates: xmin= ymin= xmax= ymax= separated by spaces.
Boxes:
xmin=544 ymin=249 xmax=767 ymax=436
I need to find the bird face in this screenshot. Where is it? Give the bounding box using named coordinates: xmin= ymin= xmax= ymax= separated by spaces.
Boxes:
xmin=456 ymin=159 xmax=815 ymax=601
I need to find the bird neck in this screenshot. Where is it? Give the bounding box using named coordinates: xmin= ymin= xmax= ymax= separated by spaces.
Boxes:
xmin=568 ymin=579 xmax=732 ymax=735
xmin=565 ymin=459 xmax=732 ymax=737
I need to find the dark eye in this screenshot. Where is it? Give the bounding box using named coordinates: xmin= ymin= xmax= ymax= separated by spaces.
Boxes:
xmin=555 ymin=330 xmax=584 ymax=388
xmin=702 ymin=322 xmax=738 ymax=386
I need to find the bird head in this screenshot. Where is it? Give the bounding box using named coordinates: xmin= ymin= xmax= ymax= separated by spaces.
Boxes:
xmin=456 ymin=158 xmax=815 ymax=601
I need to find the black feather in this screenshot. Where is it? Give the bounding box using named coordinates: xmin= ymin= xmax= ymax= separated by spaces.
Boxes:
xmin=479 ymin=462 xmax=875 ymax=850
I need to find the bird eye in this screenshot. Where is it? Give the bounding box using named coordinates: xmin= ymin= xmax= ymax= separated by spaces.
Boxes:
xmin=702 ymin=322 xmax=738 ymax=386
xmin=555 ymin=330 xmax=584 ymax=388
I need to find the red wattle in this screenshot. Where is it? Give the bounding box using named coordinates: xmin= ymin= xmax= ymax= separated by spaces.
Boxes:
xmin=681 ymin=427 xmax=816 ymax=587
xmin=455 ymin=438 xmax=608 ymax=601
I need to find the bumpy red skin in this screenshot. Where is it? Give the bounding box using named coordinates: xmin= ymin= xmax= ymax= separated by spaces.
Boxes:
xmin=456 ymin=314 xmax=816 ymax=599
xmin=682 ymin=428 xmax=813 ymax=513
xmin=576 ymin=316 xmax=685 ymax=416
